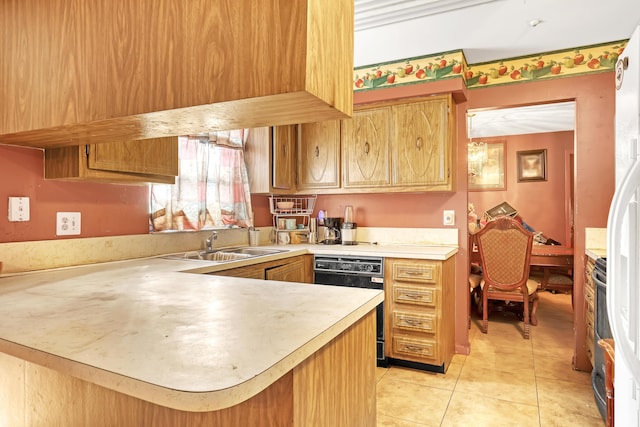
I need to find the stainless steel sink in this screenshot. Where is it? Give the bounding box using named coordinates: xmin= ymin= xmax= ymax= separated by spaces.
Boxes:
xmin=163 ymin=247 xmax=286 ymax=262
xmin=221 ymin=248 xmax=286 ymax=256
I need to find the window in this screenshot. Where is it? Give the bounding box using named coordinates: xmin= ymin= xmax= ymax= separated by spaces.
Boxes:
xmin=150 ymin=130 xmax=253 ymax=231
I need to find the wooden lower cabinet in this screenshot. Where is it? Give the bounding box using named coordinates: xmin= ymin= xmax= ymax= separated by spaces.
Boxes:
xmin=211 ymin=255 xmax=313 ymax=284
xmin=384 ymin=257 xmax=455 ymax=372
xmin=585 ymin=255 xmax=596 ymax=367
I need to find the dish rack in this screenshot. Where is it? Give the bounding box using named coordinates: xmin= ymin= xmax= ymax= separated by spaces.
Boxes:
xmin=269 ymin=196 xmax=316 ymax=239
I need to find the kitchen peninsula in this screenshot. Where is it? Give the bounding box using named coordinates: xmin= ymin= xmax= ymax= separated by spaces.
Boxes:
xmin=0 ymin=257 xmax=382 ymax=426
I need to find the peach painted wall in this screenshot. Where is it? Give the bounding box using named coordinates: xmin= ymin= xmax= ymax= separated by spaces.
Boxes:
xmin=0 ymin=145 xmax=150 ymax=243
xmin=468 ymin=131 xmax=574 ymax=246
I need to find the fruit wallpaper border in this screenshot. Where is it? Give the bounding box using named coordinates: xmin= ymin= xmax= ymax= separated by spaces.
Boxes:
xmin=353 ymin=40 xmax=627 ymax=92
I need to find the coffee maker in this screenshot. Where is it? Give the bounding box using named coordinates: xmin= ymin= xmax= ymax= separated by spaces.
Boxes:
xmin=322 ymin=217 xmax=342 ymax=244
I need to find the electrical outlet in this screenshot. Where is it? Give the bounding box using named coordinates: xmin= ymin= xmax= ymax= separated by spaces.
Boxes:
xmin=8 ymin=197 xmax=30 ymax=222
xmin=56 ymin=212 xmax=81 ymax=236
xmin=443 ymin=210 xmax=455 ymax=226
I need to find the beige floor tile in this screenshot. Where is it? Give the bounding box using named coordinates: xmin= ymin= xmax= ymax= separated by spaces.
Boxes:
xmin=455 ymin=364 xmax=537 ymax=406
xmin=377 ymin=378 xmax=452 ymax=426
xmin=534 ymin=354 xmax=591 ymax=386
xmin=381 ymin=363 xmax=460 ymax=391
xmin=536 ymin=377 xmax=602 ymax=422
xmin=464 ymin=341 xmax=535 ymax=373
xmin=377 ymin=414 xmax=429 ymax=427
xmin=441 ymin=390 xmax=540 ymax=427
xmin=377 ymin=366 xmax=390 ymax=382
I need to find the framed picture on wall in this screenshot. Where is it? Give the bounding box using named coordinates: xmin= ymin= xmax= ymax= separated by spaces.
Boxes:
xmin=468 ymin=141 xmax=505 ymax=191
xmin=517 ymin=149 xmax=547 ymax=182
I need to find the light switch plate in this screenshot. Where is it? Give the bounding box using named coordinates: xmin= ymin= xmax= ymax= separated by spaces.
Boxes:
xmin=443 ymin=210 xmax=455 ymax=226
xmin=8 ymin=197 xmax=30 ymax=222
xmin=56 ymin=212 xmax=81 ymax=236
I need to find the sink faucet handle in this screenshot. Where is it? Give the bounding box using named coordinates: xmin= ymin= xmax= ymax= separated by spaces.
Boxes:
xmin=205 ymin=231 xmax=218 ymax=251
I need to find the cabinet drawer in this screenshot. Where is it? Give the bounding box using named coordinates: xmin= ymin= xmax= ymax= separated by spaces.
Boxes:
xmin=584 ymin=304 xmax=596 ymax=328
xmin=393 ymin=285 xmax=436 ymax=307
xmin=393 ymin=336 xmax=436 ymax=359
xmin=393 ymin=311 xmax=436 ymax=333
xmin=392 ymin=262 xmax=438 ymax=284
xmin=584 ymin=282 xmax=595 ymax=307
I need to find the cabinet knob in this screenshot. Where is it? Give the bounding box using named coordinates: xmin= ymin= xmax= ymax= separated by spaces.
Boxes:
xmin=364 ymin=141 xmax=370 ymax=154
xmin=416 ymin=136 xmax=423 ymax=150
xmin=314 ymin=146 xmax=319 ymax=157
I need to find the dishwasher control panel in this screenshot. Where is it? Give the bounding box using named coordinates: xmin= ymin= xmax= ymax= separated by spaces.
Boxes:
xmin=313 ymin=255 xmax=383 ymax=275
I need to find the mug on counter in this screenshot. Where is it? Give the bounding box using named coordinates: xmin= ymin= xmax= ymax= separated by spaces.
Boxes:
xmin=285 ymin=218 xmax=297 ymax=230
xmin=277 ymin=218 xmax=287 ymax=230
xmin=277 ymin=232 xmax=290 ymax=245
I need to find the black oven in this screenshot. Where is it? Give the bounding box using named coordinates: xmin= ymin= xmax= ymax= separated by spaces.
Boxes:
xmin=592 ymin=257 xmax=611 ymax=421
xmin=313 ymin=255 xmax=387 ymax=367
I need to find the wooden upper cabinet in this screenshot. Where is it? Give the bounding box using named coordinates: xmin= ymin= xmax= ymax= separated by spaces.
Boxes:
xmin=392 ymin=95 xmax=454 ymax=190
xmin=297 ymin=120 xmax=341 ymax=190
xmin=342 ymin=108 xmax=392 ymax=189
xmin=44 ymin=137 xmax=178 ymax=184
xmin=272 ymin=125 xmax=297 ymax=191
xmin=0 ymin=0 xmax=353 ymax=149
xmin=244 ymin=126 xmax=296 ymax=194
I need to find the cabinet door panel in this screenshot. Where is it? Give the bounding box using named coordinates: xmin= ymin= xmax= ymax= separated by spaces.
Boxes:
xmin=272 ymin=125 xmax=296 ymax=190
xmin=392 ymin=98 xmax=449 ymax=186
xmin=88 ymin=137 xmax=178 ymax=176
xmin=297 ymin=120 xmax=340 ymax=189
xmin=265 ymin=259 xmax=306 ymax=282
xmin=342 ymin=108 xmax=390 ymax=188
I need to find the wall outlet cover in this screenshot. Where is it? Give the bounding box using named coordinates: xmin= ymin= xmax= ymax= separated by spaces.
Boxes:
xmin=56 ymin=212 xmax=81 ymax=236
xmin=8 ymin=197 xmax=30 ymax=222
xmin=443 ymin=210 xmax=455 ymax=226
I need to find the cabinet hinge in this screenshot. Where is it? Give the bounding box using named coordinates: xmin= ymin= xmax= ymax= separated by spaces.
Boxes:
xmin=85 ymin=144 xmax=90 ymax=159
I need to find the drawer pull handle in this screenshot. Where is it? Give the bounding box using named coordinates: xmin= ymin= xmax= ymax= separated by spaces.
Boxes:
xmin=403 ymin=293 xmax=424 ymax=299
xmin=404 ymin=345 xmax=424 ymax=352
xmin=404 ymin=270 xmax=425 ymax=276
xmin=403 ymin=318 xmax=421 ymax=326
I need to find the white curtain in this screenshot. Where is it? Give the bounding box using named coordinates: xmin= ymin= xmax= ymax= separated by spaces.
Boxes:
xmin=150 ymin=130 xmax=254 ymax=231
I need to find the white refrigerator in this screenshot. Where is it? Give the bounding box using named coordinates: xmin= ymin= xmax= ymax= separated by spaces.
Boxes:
xmin=608 ymin=24 xmax=640 ymax=424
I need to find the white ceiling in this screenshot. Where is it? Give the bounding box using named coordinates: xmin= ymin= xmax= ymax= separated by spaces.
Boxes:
xmin=354 ymin=0 xmax=640 ymax=67
xmin=354 ymin=0 xmax=640 ymax=136
xmin=469 ymin=101 xmax=575 ymax=138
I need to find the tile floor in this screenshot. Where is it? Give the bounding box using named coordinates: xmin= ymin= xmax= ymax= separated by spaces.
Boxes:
xmin=375 ymin=291 xmax=605 ymax=426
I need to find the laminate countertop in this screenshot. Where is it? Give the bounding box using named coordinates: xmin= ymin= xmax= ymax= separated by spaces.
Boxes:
xmin=0 ymin=243 xmax=456 ymax=412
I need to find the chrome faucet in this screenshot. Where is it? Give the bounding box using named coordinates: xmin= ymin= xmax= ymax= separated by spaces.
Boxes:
xmin=205 ymin=231 xmax=218 ymax=252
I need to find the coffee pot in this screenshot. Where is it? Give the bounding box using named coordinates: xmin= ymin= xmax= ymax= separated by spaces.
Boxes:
xmin=322 ymin=217 xmax=342 ymax=244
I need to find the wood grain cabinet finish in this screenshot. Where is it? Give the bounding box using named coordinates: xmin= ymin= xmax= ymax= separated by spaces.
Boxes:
xmin=210 ymin=255 xmax=313 ymax=284
xmin=385 ymin=257 xmax=455 ymax=371
xmin=341 ymin=107 xmax=392 ymax=189
xmin=245 ymin=127 xmax=297 ymax=194
xmin=44 ymin=137 xmax=178 ymax=184
xmin=272 ymin=125 xmax=297 ymax=191
xmin=391 ymin=95 xmax=454 ymax=191
xmin=297 ymin=120 xmax=341 ymax=190
xmin=584 ymin=255 xmax=596 ymax=367
xmin=0 ymin=0 xmax=353 ymax=149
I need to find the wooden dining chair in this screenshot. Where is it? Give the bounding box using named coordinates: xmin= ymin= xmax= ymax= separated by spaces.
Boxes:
xmin=475 ymin=216 xmax=539 ymax=339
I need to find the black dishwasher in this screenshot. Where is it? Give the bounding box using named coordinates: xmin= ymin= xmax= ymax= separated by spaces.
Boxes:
xmin=313 ymin=255 xmax=387 ymax=366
